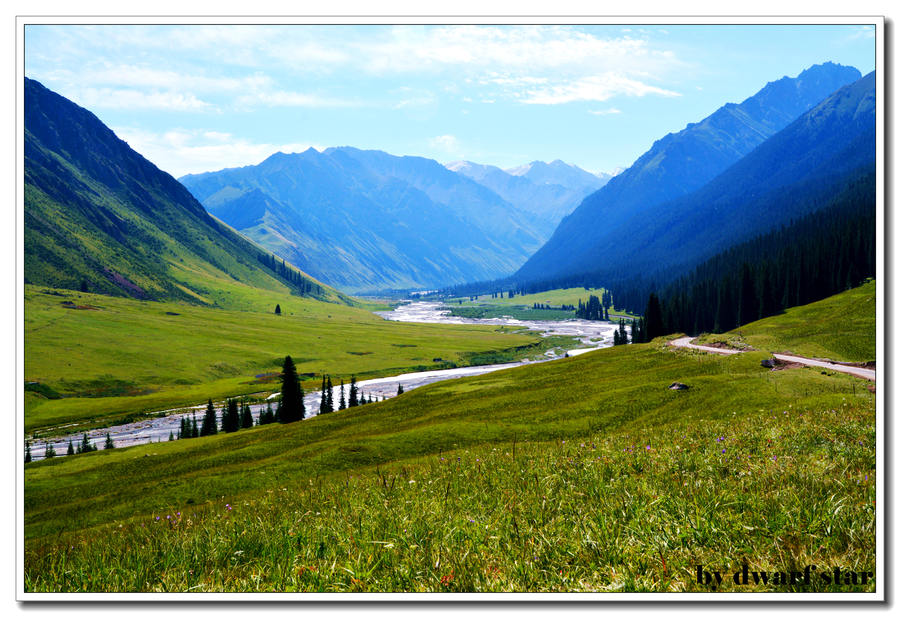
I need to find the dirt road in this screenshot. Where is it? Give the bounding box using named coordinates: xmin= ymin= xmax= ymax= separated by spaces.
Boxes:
xmin=668 ymin=336 xmax=876 ymax=381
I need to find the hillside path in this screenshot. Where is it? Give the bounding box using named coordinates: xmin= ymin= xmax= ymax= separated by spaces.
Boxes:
xmin=668 ymin=336 xmax=876 ymax=382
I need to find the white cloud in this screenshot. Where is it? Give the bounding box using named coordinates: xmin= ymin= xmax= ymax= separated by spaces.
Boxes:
xmin=111 ymin=126 xmax=321 ymax=176
xmin=519 ymin=74 xmax=681 ymax=105
xmin=428 ymin=134 xmax=462 ymax=155
xmin=589 ymin=108 xmax=622 ymax=115
xmin=847 ymin=25 xmax=876 ymax=40
xmin=74 ymin=88 xmax=213 ymax=111
xmin=234 ymin=90 xmax=359 ymax=108
xmin=31 ymin=25 xmax=688 ymax=111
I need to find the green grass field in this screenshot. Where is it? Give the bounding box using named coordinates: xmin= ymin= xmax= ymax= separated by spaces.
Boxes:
xmin=24 ymin=285 xmax=549 ymax=434
xmin=446 ymin=287 xmax=636 ymax=322
xmin=696 ymin=280 xmax=876 ymax=363
xmin=450 ymin=287 xmax=604 ymax=307
xmin=24 ymin=326 xmax=875 ymax=592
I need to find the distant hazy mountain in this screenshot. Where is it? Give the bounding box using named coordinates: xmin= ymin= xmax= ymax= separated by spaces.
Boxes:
xmin=24 ymin=77 xmax=342 ymax=305
xmin=445 ymin=159 xmax=609 ymax=237
xmin=505 ymin=159 xmax=608 ymax=191
xmin=180 ymin=147 xmax=546 ymax=293
xmin=619 ymin=71 xmax=876 ymax=275
xmin=516 ymin=62 xmax=863 ymax=282
xmin=521 ymin=69 xmax=875 ymax=286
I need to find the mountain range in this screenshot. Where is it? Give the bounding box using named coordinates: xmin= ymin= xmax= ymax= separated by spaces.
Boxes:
xmin=25 ymin=60 xmax=873 ymax=306
xmin=445 ymin=159 xmax=610 ymax=237
xmin=515 ymin=61 xmax=864 ymax=283
xmin=24 ymin=77 xmax=345 ymax=306
xmin=180 ymin=149 xmax=599 ymax=293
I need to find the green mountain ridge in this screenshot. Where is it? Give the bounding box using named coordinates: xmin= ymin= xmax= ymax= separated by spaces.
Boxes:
xmin=24 ymin=77 xmax=348 ymax=308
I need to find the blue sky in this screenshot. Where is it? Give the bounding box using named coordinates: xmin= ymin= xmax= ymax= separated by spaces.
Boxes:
xmin=24 ymin=23 xmax=877 ymax=177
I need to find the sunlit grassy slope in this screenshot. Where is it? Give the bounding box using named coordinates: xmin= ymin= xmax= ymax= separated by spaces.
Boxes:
xmin=450 ymin=287 xmax=604 ymax=306
xmin=25 ymin=324 xmax=875 ymax=592
xmin=697 ymin=280 xmax=876 ymax=363
xmin=24 ymin=285 xmax=546 ymax=433
xmin=445 ymin=286 xmax=636 ymax=321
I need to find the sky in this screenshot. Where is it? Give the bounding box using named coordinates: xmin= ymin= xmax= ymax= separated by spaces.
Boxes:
xmin=24 ymin=23 xmax=877 ymax=178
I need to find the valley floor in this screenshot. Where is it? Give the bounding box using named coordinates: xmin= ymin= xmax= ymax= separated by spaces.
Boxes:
xmin=22 ymin=282 xmax=878 ymax=594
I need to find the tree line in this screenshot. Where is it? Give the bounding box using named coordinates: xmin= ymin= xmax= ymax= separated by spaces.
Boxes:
xmin=621 ymin=170 xmax=876 ymax=337
xmin=26 ymin=355 xmax=407 ymax=462
xmin=256 ymin=253 xmax=323 ymax=297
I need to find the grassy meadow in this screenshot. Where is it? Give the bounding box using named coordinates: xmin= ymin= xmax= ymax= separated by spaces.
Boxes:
xmin=24 ymin=328 xmax=876 ymax=592
xmin=695 ymin=280 xmax=876 ymax=363
xmin=446 ymin=286 xmax=636 ymax=322
xmin=24 ymin=285 xmax=555 ymax=434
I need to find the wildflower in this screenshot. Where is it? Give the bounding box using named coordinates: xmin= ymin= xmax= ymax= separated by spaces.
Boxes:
xmin=646 ymin=445 xmax=651 ymax=451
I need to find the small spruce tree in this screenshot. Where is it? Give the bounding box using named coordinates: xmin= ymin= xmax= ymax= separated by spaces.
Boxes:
xmin=201 ymin=399 xmax=218 ymax=436
xmin=279 ymin=355 xmax=304 ymax=423
xmin=397 ymin=383 xmax=404 ymax=395
xmin=349 ymin=376 xmax=359 ymax=407
xmin=275 ymin=304 xmax=282 ymax=315
xmin=339 ymin=380 xmax=346 ymax=410
xmin=105 ymin=433 xmax=115 ymax=449
xmin=222 ymin=399 xmax=240 ymax=432
xmin=325 ymin=376 xmax=334 ymax=412
xmin=241 ymin=401 xmax=253 ymax=429
xmin=67 ymin=440 xmax=75 ymax=456
xmin=45 ymin=443 xmax=56 ymax=459
xmin=25 ymin=441 xmax=32 ymax=463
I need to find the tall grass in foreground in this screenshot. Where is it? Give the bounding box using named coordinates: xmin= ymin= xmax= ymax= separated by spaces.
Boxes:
xmin=25 ymin=397 xmax=874 ymax=593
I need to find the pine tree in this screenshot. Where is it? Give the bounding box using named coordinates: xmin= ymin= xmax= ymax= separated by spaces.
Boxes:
xmin=241 ymin=401 xmax=253 ymax=429
xmin=105 ymin=433 xmax=115 ymax=449
xmin=80 ymin=433 xmax=94 ymax=453
xmin=222 ymin=399 xmax=240 ymax=432
xmin=275 ymin=304 xmax=281 ymax=315
xmin=178 ymin=417 xmax=186 ymax=439
xmin=613 ymin=330 xmax=621 ymax=345
xmin=201 ymin=399 xmax=218 ymax=436
xmin=67 ymin=440 xmax=75 ymax=456
xmin=618 ymin=318 xmax=628 ymax=344
xmin=349 ymin=376 xmax=359 ymax=407
xmin=279 ymin=355 xmax=304 ymax=422
xmin=319 ymin=375 xmax=328 ymax=414
xmin=397 ymin=383 xmax=404 ymax=395
xmin=191 ymin=413 xmax=199 ymax=438
xmin=325 ymin=376 xmax=334 ymax=412
xmin=644 ymin=294 xmax=665 ymax=341
xmin=45 ymin=443 xmax=56 ymax=459
xmin=260 ymin=401 xmax=274 ymax=425
xmin=25 ymin=441 xmax=32 ymax=463
xmin=737 ymin=263 xmax=757 ymax=327
xmin=339 ymin=380 xmax=346 ymax=410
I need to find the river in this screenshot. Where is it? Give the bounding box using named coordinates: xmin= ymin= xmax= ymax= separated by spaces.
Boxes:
xmin=27 ymin=302 xmax=619 ymax=460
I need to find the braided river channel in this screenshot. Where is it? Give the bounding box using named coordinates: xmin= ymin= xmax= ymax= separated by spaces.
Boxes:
xmin=28 ymin=301 xmax=619 ymax=460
